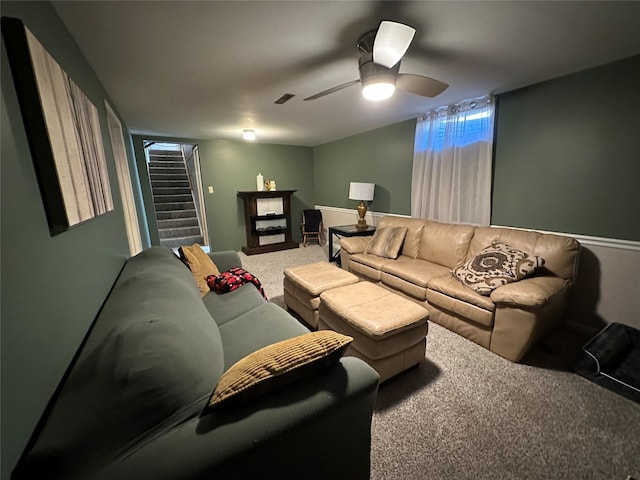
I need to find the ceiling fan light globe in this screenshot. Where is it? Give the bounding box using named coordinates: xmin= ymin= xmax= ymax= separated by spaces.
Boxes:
xmin=242 ymin=129 xmax=256 ymax=141
xmin=373 ymin=21 xmax=416 ymax=68
xmin=362 ymin=82 xmax=395 ymax=101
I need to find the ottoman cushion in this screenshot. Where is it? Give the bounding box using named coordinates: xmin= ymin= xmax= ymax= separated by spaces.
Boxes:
xmin=283 ymin=262 xmax=359 ymax=328
xmin=319 ymin=282 xmax=428 ymax=362
xmin=284 ymin=262 xmax=359 ymax=295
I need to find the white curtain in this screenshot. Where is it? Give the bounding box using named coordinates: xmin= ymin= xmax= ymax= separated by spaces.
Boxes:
xmin=411 ymin=95 xmax=494 ymax=225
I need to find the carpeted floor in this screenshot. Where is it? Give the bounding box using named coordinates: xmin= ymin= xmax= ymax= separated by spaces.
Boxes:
xmin=239 ymin=245 xmax=640 ymax=480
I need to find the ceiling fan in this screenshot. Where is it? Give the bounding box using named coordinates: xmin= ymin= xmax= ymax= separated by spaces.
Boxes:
xmin=304 ymin=21 xmax=449 ymax=102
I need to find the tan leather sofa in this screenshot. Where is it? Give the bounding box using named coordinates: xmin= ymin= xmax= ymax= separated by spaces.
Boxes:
xmin=339 ymin=216 xmax=581 ymax=362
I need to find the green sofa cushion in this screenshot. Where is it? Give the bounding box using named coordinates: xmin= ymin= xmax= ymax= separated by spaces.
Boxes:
xmin=202 ymin=281 xmax=267 ymax=327
xmin=218 ymin=303 xmax=310 ymax=369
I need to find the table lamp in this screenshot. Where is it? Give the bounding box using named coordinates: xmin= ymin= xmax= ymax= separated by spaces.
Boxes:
xmin=349 ymin=182 xmax=375 ymax=230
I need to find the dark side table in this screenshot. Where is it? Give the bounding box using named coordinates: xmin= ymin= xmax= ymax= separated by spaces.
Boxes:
xmin=328 ymin=225 xmax=376 ymax=265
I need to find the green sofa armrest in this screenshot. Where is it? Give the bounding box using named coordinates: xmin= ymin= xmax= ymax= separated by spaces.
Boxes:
xmin=208 ymin=250 xmax=242 ymax=272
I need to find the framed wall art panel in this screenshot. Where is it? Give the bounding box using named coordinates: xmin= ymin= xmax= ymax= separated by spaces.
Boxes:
xmin=2 ymin=16 xmax=113 ymax=235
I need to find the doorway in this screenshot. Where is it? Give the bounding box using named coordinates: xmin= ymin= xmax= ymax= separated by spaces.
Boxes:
xmin=105 ymin=102 xmax=143 ymax=256
xmin=143 ymin=141 xmax=209 ymax=249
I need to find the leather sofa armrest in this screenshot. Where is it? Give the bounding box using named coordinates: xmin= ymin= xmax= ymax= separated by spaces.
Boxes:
xmin=490 ymin=276 xmax=568 ymax=308
xmin=340 ymin=237 xmax=371 ymax=254
xmin=208 ymin=250 xmax=242 ymax=272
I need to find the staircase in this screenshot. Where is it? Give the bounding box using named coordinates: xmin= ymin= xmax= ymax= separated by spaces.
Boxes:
xmin=147 ymin=149 xmax=204 ymax=249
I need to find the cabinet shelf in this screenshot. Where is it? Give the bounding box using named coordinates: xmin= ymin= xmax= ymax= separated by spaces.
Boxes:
xmin=252 ymin=214 xmax=286 ymax=221
xmin=253 ymin=227 xmax=288 ymax=236
xmin=238 ymin=190 xmax=299 ymax=255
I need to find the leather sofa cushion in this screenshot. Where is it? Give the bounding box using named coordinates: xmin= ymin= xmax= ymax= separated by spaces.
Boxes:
xmin=427 ymin=289 xmax=495 ymax=327
xmin=382 ymin=256 xmax=450 ymax=288
xmin=470 ymin=227 xmax=580 ymax=281
xmin=377 ymin=216 xmax=426 ymax=258
xmin=381 ymin=272 xmax=428 ymax=301
xmin=349 ymin=253 xmax=395 ymax=281
xmin=428 ymin=274 xmax=496 ymax=313
xmin=417 ymin=220 xmax=476 ymax=268
xmin=427 ymin=274 xmax=495 ymax=327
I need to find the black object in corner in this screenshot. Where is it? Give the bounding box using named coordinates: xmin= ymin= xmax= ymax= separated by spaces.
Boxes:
xmin=573 ymin=322 xmax=640 ymax=403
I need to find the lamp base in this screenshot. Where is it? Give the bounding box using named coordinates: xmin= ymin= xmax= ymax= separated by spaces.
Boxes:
xmin=356 ymin=201 xmax=368 ymax=230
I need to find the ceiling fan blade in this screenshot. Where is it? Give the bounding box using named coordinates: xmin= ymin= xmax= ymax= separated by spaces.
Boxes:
xmin=396 ymin=74 xmax=449 ymax=98
xmin=373 ymin=21 xmax=416 ymax=68
xmin=303 ymin=79 xmax=360 ymax=101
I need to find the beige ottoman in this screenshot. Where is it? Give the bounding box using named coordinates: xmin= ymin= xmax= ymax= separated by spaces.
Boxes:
xmin=319 ymin=282 xmax=429 ymax=382
xmin=283 ymin=262 xmax=359 ymax=329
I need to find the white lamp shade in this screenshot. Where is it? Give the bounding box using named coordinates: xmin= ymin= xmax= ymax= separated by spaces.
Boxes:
xmin=349 ymin=182 xmax=375 ymax=202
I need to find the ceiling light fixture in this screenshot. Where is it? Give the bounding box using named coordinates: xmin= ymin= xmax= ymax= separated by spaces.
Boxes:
xmin=359 ymin=53 xmax=397 ymax=101
xmin=362 ymin=81 xmax=395 ymax=101
xmin=242 ymin=129 xmax=256 ymax=141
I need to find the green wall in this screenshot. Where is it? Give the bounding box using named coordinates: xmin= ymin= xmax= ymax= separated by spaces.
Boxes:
xmin=0 ymin=2 xmax=133 ymax=478
xmin=2 ymin=3 xmax=638 ymax=478
xmin=133 ymin=135 xmax=315 ymax=250
xmin=493 ymin=55 xmax=640 ymax=241
xmin=313 ymin=119 xmax=416 ymax=214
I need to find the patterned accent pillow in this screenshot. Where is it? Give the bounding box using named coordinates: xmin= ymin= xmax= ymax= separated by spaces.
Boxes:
xmin=365 ymin=226 xmax=408 ymax=259
xmin=178 ymin=244 xmax=220 ymax=297
xmin=207 ymin=331 xmax=353 ymax=409
xmin=452 ymin=241 xmax=545 ymax=296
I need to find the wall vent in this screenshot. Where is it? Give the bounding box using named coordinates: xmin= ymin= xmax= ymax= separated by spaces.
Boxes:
xmin=274 ymin=93 xmax=295 ymax=104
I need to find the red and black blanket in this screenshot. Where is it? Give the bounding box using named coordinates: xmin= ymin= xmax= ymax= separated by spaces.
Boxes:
xmin=207 ymin=267 xmax=267 ymax=300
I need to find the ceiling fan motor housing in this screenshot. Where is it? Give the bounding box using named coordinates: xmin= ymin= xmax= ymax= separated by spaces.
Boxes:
xmin=358 ymin=53 xmax=400 ymax=87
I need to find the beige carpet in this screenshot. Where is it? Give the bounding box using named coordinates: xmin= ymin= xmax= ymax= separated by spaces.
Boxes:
xmin=239 ymin=244 xmax=327 ymax=309
xmin=239 ymin=245 xmax=640 ymax=479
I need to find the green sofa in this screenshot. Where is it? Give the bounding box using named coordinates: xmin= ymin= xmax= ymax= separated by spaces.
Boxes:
xmin=13 ymin=246 xmax=379 ymax=480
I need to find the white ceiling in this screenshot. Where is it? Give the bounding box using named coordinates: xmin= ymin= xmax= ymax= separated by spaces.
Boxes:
xmin=52 ymin=1 xmax=640 ymax=147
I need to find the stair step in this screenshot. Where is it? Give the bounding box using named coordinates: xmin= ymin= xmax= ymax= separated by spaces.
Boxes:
xmin=157 ymin=218 xmax=199 ymax=229
xmin=151 ymin=179 xmax=190 ymax=188
xmin=160 ymin=235 xmax=205 ymax=249
xmin=150 ymin=174 xmax=189 ymax=183
xmin=154 ymin=201 xmax=195 ymax=211
xmin=149 ymin=166 xmax=187 ymax=175
xmin=153 ymin=193 xmax=194 ymax=203
xmin=152 ymin=186 xmax=192 ymax=196
xmin=156 ymin=209 xmax=198 ymax=220
xmin=148 ymin=152 xmax=183 ymax=160
xmin=159 ymin=226 xmax=202 ymax=239
xmin=148 ymin=161 xmax=184 ymax=169
xmin=149 ymin=145 xmax=180 ymax=154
